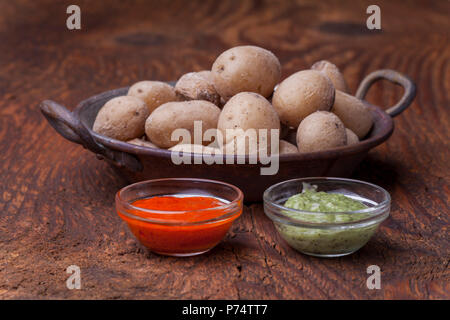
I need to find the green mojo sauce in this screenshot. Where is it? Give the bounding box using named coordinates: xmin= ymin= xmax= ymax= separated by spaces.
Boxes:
xmin=285 ymin=189 xmax=367 ymax=212
xmin=276 ymin=185 xmax=379 ymax=256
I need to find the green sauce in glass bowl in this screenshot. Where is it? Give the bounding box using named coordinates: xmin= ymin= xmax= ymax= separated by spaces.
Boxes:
xmin=284 ymin=188 xmax=367 ymax=215
xmin=264 ymin=179 xmax=391 ymax=257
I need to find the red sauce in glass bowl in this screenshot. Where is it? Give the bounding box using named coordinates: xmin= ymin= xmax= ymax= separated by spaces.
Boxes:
xmin=117 ymin=195 xmax=242 ymax=256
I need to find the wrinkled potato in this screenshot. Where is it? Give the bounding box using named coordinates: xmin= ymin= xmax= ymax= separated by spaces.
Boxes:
xmin=93 ymin=96 xmax=149 ymax=141
xmin=270 ymin=139 xmax=298 ymax=155
xmin=217 ymin=92 xmax=280 ymax=148
xmin=145 ymin=100 xmax=221 ymax=148
xmin=311 ymin=60 xmax=349 ymax=93
xmin=195 ymin=70 xmax=226 ymax=107
xmin=175 ymin=72 xmax=221 ymax=106
xmin=296 ymin=111 xmax=347 ymax=153
xmin=345 ymin=128 xmax=359 ymax=146
xmin=196 ymin=70 xmax=216 ymax=83
xmin=277 ymin=140 xmax=299 ymax=154
xmin=332 ymin=90 xmax=373 ymax=139
xmin=127 ymin=138 xmax=158 ymax=148
xmin=128 ymin=81 xmax=177 ymax=114
xmin=169 ymin=143 xmax=222 ymax=155
xmin=272 ymin=70 xmax=335 ymax=128
xmin=222 ymin=133 xmax=271 ymax=157
xmin=211 ymin=45 xmax=281 ymax=101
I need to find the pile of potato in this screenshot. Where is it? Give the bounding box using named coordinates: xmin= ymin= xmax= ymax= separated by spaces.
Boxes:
xmin=93 ymin=45 xmax=373 ymax=156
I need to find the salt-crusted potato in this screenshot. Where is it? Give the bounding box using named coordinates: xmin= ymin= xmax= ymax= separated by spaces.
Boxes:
xmin=345 ymin=128 xmax=359 ymax=146
xmin=222 ymin=133 xmax=271 ymax=157
xmin=331 ymin=90 xmax=373 ymax=139
xmin=196 ymin=70 xmax=216 ymax=83
xmin=145 ymin=100 xmax=221 ymax=148
xmin=268 ymin=139 xmax=298 ymax=155
xmin=175 ymin=72 xmax=220 ymax=106
xmin=217 ymin=92 xmax=280 ymax=149
xmin=272 ymin=70 xmax=335 ymax=128
xmin=169 ymin=143 xmax=222 ymax=155
xmin=93 ymin=96 xmax=149 ymax=141
xmin=128 ymin=81 xmax=177 ymax=114
xmin=311 ymin=60 xmax=349 ymax=93
xmin=211 ymin=46 xmax=281 ymax=101
xmin=127 ymin=138 xmax=158 ymax=148
xmin=277 ymin=140 xmax=299 ymax=154
xmin=296 ymin=111 xmax=347 ymax=153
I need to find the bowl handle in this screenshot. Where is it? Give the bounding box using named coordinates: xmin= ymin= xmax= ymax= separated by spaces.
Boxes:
xmin=40 ymin=100 xmax=143 ymax=172
xmin=355 ymin=69 xmax=416 ymax=117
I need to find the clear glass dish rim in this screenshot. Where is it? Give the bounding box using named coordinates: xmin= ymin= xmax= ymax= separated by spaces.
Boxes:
xmin=263 ymin=177 xmax=391 ymax=228
xmin=116 ymin=178 xmax=243 ymax=225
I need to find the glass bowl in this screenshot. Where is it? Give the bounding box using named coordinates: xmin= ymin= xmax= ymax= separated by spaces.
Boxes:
xmin=263 ymin=177 xmax=390 ymax=257
xmin=116 ymin=178 xmax=243 ymax=257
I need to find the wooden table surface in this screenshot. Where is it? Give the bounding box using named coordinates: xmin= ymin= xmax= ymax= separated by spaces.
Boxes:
xmin=0 ymin=0 xmax=449 ymax=299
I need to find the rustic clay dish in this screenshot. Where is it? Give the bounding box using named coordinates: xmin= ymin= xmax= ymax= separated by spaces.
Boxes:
xmin=40 ymin=69 xmax=415 ymax=202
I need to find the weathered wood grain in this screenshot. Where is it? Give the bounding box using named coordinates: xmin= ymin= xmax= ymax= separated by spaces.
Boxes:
xmin=0 ymin=0 xmax=449 ymax=299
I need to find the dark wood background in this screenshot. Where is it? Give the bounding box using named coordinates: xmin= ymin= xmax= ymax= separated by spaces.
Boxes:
xmin=0 ymin=0 xmax=448 ymax=299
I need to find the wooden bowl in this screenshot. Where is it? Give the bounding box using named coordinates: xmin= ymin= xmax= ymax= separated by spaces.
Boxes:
xmin=40 ymin=70 xmax=415 ymax=202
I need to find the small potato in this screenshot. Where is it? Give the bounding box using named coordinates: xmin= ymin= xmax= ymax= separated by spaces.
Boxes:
xmin=93 ymin=96 xmax=149 ymax=141
xmin=271 ymin=139 xmax=298 ymax=155
xmin=311 ymin=60 xmax=349 ymax=93
xmin=332 ymin=90 xmax=373 ymax=139
xmin=196 ymin=70 xmax=216 ymax=83
xmin=175 ymin=72 xmax=221 ymax=106
xmin=222 ymin=133 xmax=271 ymax=157
xmin=197 ymin=70 xmax=225 ymax=107
xmin=218 ymin=92 xmax=280 ymax=147
xmin=128 ymin=81 xmax=177 ymax=114
xmin=345 ymin=128 xmax=359 ymax=146
xmin=127 ymin=138 xmax=158 ymax=148
xmin=169 ymin=144 xmax=222 ymax=155
xmin=278 ymin=140 xmax=299 ymax=154
xmin=145 ymin=100 xmax=221 ymax=148
xmin=272 ymin=70 xmax=335 ymax=128
xmin=296 ymin=111 xmax=347 ymax=153
xmin=212 ymin=46 xmax=281 ymax=101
